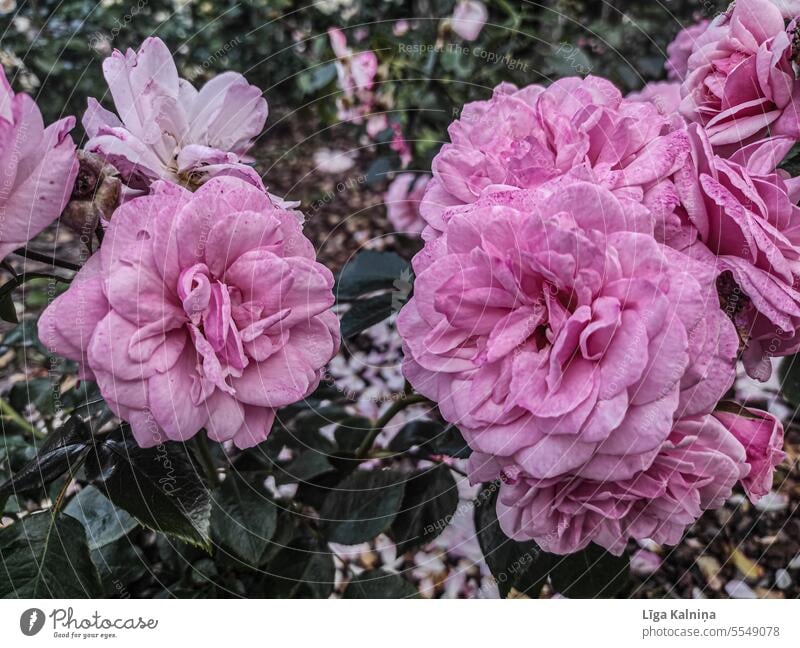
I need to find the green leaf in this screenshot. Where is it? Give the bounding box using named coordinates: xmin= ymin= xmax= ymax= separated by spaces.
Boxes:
xmin=212 ymin=476 xmax=278 ymax=564
xmin=0 ymin=512 xmax=102 ymax=597
xmin=365 ymin=156 xmax=393 ymax=186
xmin=259 ymin=510 xmax=299 ymax=568
xmin=279 ymin=406 xmax=349 ymax=456
xmin=0 ymin=272 xmax=69 ymax=324
xmin=85 ymin=426 xmax=212 ymax=550
xmin=276 ymin=451 xmax=336 ymax=484
xmin=334 ymin=250 xmax=410 ymax=301
xmin=780 ymin=142 xmax=800 ymax=176
xmin=263 ymin=536 xmax=335 ymax=598
xmin=333 ymin=415 xmax=372 ymax=454
xmin=543 ymin=42 xmax=593 ymax=78
xmin=390 ymin=465 xmax=459 ymax=554
xmin=0 ymin=416 xmax=91 ymax=501
xmin=474 ymin=483 xmax=548 ymax=597
xmin=64 ymin=485 xmax=138 ymax=551
xmin=549 ymin=543 xmax=630 ymax=598
xmin=321 ymin=469 xmax=406 ymax=544
xmin=343 ymin=568 xmax=418 ymax=598
xmin=340 ymin=293 xmax=395 ymax=339
xmin=0 ymin=291 xmax=17 ymax=323
xmin=388 ymin=420 xmax=471 ymax=458
xmin=778 ymin=353 xmax=800 ymax=407
xmin=0 ymin=317 xmax=47 ymax=354
xmin=90 ymin=538 xmax=147 ymax=597
xmin=297 ymin=62 xmax=337 ymax=94
xmin=10 ymin=377 xmax=57 ymax=416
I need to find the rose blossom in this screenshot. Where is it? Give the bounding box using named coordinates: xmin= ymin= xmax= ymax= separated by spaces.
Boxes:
xmin=665 ymin=19 xmax=710 ymax=81
xmin=627 ymin=81 xmax=682 ymax=118
xmin=38 ymin=177 xmax=339 ymax=449
xmin=670 ymin=123 xmax=800 ymax=380
xmin=420 ymin=77 xmax=690 ymax=240
xmin=679 ymin=0 xmax=800 ymax=151
xmin=468 ymin=414 xmax=749 ymax=555
xmin=83 ymin=37 xmax=268 ymax=191
xmin=328 ymin=27 xmax=384 ymax=134
xmin=0 ymin=67 xmax=78 ymax=261
xmin=384 ymin=173 xmax=430 ymax=234
xmin=398 ymin=183 xmax=738 ymax=483
xmin=390 ymin=122 xmax=413 ymax=168
xmin=450 ymin=0 xmax=489 ymax=41
xmin=713 ymin=406 xmax=785 ymax=501
xmin=774 ymin=0 xmax=800 ymax=16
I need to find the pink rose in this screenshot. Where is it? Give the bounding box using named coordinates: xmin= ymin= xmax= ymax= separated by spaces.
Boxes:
xmin=627 ymin=81 xmax=682 ymax=118
xmin=0 ymin=67 xmax=78 ymax=260
xmin=714 ymin=406 xmax=785 ymax=502
xmin=421 ymin=77 xmax=689 ymax=240
xmin=83 ymin=37 xmax=268 ymax=191
xmin=671 ymin=123 xmax=800 ymax=380
xmin=38 ymin=177 xmax=339 ymax=449
xmin=665 ymin=19 xmax=710 ymax=81
xmin=384 ymin=173 xmax=430 ymax=234
xmin=389 ymin=122 xmax=412 ymax=168
xmin=328 ymin=27 xmax=379 ymax=127
xmin=398 ymin=183 xmax=738 ymax=483
xmin=451 ymin=1 xmax=488 ymax=41
xmin=469 ymin=414 xmax=748 ymax=555
xmin=679 ymin=0 xmax=800 ymax=151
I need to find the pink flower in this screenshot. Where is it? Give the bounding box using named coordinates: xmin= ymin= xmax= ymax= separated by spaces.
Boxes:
xmin=774 ymin=0 xmax=800 ymax=16
xmin=671 ymin=123 xmax=800 ymax=380
xmin=328 ymin=27 xmax=379 ymax=126
xmin=714 ymin=406 xmax=785 ymax=502
xmin=0 ymin=67 xmax=78 ymax=261
xmin=451 ymin=1 xmax=488 ymax=41
xmin=398 ymin=183 xmax=738 ymax=484
xmin=83 ymin=37 xmax=268 ymax=191
xmin=384 ymin=173 xmax=430 ymax=234
xmin=630 ymin=549 xmax=661 ymax=576
xmin=665 ymin=19 xmax=710 ymax=81
xmin=38 ymin=177 xmax=339 ymax=449
xmin=421 ymin=77 xmax=690 ymax=240
xmin=627 ymin=81 xmax=683 ymax=118
xmin=389 ymin=122 xmax=412 ymax=167
xmin=393 ymin=20 xmax=410 ymax=37
xmin=679 ymin=0 xmax=800 ymax=151
xmin=469 ymin=414 xmax=748 ymax=555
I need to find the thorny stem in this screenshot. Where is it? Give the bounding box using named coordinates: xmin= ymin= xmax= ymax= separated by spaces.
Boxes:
xmin=355 ymin=392 xmax=429 ymax=459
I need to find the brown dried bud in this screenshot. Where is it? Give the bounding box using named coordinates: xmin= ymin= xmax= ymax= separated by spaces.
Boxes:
xmin=61 ymin=151 xmax=122 ymax=237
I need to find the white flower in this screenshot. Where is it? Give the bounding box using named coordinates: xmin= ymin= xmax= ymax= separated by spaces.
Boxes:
xmin=313 ymin=148 xmax=356 ymax=174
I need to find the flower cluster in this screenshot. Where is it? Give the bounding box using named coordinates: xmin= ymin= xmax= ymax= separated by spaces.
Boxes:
xmin=328 ymin=28 xmax=414 ymax=167
xmin=1 ymin=0 xmax=794 ymax=563
xmin=399 ymin=0 xmax=794 ymax=554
